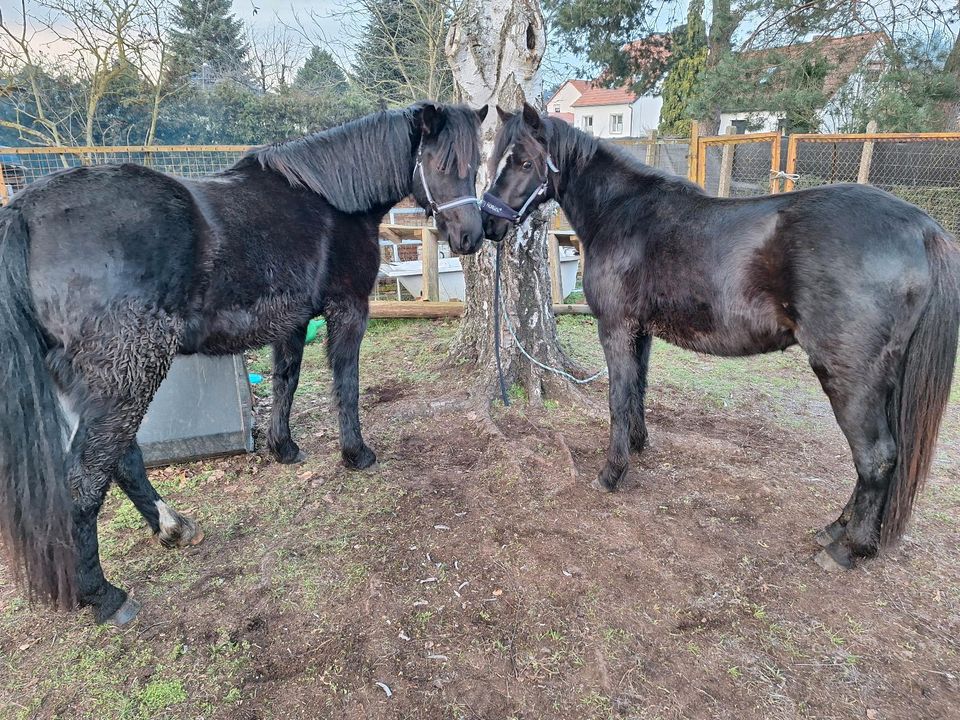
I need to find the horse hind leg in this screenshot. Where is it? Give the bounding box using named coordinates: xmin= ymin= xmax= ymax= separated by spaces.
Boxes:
xmin=115 ymin=441 xmax=203 ymax=549
xmin=814 ymin=492 xmax=855 ymax=548
xmin=811 ymin=366 xmax=897 ymax=571
xmin=59 ymin=304 xmax=181 ymax=623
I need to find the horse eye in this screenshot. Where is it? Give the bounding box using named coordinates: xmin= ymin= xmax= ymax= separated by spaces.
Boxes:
xmin=522 ymin=160 xmax=533 ymax=170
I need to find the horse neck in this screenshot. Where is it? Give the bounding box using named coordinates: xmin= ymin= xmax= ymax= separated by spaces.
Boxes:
xmin=554 ymin=146 xmax=628 ymax=243
xmin=555 ymin=145 xmax=690 ymax=248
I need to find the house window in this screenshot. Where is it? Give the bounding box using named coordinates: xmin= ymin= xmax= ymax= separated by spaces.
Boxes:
xmin=609 ymin=113 xmax=624 ymax=134
xmin=731 ymin=119 xmax=748 ymax=134
xmin=582 ymin=115 xmax=594 ymax=134
xmin=553 ymin=105 xmax=560 ymax=113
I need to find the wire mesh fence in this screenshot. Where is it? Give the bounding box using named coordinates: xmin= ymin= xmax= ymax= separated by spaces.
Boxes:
xmin=698 ymin=134 xmax=779 ymax=197
xmin=785 ymin=134 xmax=960 ymax=235
xmin=0 ymin=146 xmax=251 ymax=203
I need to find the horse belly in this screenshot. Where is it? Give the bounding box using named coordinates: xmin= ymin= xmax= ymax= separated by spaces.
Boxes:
xmin=185 ymin=293 xmax=316 ymax=355
xmin=650 ymin=306 xmax=796 ymax=357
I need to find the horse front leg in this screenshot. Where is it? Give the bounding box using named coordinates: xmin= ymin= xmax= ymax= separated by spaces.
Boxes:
xmin=595 ymin=316 xmax=641 ymax=491
xmin=267 ymin=323 xmax=309 ymax=464
xmin=324 ymin=296 xmax=376 ymax=470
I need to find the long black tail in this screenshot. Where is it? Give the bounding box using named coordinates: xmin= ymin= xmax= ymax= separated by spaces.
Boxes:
xmin=882 ymin=230 xmax=960 ymax=546
xmin=0 ymin=208 xmax=76 ymax=608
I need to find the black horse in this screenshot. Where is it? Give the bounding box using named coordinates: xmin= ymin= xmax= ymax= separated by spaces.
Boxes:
xmin=482 ymin=104 xmax=959 ymax=571
xmin=0 ymin=102 xmax=486 ymax=624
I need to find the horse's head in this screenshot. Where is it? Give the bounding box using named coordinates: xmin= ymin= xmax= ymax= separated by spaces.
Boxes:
xmin=482 ymin=103 xmax=556 ymax=243
xmin=412 ymin=103 xmax=488 ymax=255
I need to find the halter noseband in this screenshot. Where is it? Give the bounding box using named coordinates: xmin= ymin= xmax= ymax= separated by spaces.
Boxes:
xmin=481 ymin=154 xmax=559 ymax=226
xmin=414 ymin=145 xmax=480 ymax=217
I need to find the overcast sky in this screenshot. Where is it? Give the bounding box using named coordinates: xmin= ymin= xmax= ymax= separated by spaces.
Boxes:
xmin=236 ymin=0 xmax=352 ymax=55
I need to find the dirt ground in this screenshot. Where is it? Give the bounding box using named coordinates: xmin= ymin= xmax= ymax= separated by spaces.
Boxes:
xmin=1 ymin=317 xmax=958 ymax=720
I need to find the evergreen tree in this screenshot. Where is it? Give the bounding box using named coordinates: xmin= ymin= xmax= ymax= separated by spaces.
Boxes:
xmin=295 ymin=47 xmax=348 ymax=94
xmin=166 ymin=0 xmax=249 ymax=86
xmin=658 ymin=0 xmax=707 ymax=135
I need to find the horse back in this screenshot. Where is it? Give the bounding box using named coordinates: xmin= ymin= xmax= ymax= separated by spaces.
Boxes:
xmin=17 ymin=164 xmax=204 ymax=342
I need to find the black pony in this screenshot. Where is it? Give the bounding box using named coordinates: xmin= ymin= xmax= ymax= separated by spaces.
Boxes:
xmin=483 ymin=104 xmax=959 ymax=571
xmin=0 ymin=102 xmax=486 ymax=624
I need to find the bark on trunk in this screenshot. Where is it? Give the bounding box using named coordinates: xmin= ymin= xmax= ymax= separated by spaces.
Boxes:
xmin=445 ymin=0 xmax=582 ymax=404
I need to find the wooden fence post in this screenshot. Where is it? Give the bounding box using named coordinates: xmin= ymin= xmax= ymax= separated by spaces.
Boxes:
xmin=0 ymin=162 xmax=8 ymax=206
xmin=717 ymin=126 xmax=737 ymax=197
xmin=547 ymin=232 xmax=564 ymax=303
xmin=421 ymin=226 xmax=440 ymax=302
xmin=857 ymin=120 xmax=878 ymax=184
xmin=645 ymin=129 xmax=658 ymax=166
xmin=784 ymin=135 xmax=799 ymax=192
xmin=687 ymin=121 xmax=700 ymax=183
xmin=769 ymin=132 xmax=783 ymax=194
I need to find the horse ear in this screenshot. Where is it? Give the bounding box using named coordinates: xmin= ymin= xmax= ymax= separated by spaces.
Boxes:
xmin=496 ymin=105 xmax=513 ymax=123
xmin=475 ymin=105 xmax=489 ymax=122
xmin=420 ymin=102 xmax=446 ymax=137
xmin=521 ymin=102 xmax=542 ymax=130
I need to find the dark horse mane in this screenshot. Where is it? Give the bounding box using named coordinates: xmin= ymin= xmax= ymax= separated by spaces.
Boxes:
xmin=493 ymin=110 xmax=705 ymax=198
xmin=250 ymin=103 xmax=480 ymax=213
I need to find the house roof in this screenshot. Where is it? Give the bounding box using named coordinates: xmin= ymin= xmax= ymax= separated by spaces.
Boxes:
xmin=548 ymin=111 xmax=574 ymax=124
xmin=572 ymin=86 xmax=638 ymax=107
xmin=743 ymin=32 xmax=888 ymax=98
xmin=546 ymin=79 xmax=591 ymax=107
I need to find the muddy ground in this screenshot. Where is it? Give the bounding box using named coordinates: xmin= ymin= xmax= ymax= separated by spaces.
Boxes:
xmin=1 ymin=317 xmax=958 ymax=720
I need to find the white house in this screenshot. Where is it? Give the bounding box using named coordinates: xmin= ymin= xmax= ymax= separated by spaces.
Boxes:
xmin=547 ymin=80 xmax=663 ymax=139
xmin=718 ymin=32 xmax=889 ymax=134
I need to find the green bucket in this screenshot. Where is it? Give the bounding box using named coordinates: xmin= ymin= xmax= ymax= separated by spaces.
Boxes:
xmin=305 ymin=317 xmax=326 ymax=344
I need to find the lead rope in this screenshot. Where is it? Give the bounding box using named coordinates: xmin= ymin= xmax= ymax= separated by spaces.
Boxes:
xmin=493 ymin=240 xmax=511 ymax=406
xmin=492 ymin=238 xmax=608 ymax=401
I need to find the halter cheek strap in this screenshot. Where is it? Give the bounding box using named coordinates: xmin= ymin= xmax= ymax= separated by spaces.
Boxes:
xmin=481 ymin=154 xmax=558 ymax=225
xmin=414 ymin=146 xmax=480 ymax=216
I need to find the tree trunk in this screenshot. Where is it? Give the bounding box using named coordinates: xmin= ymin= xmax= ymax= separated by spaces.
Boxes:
xmin=445 ymin=0 xmax=581 ymax=404
xmin=700 ymin=0 xmax=738 ymax=134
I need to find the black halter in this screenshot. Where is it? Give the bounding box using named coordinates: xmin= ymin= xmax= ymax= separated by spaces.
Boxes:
xmin=413 ymin=145 xmax=480 ymax=217
xmin=480 ymin=153 xmax=558 ymax=225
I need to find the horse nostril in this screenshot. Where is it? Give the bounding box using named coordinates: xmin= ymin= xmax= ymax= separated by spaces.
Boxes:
xmin=461 ymin=232 xmax=472 ymax=250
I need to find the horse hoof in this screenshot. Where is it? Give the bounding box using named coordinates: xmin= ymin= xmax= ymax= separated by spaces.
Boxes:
xmin=343 ymin=445 xmax=376 ymax=470
xmin=591 ymin=476 xmax=615 ymax=492
xmin=814 ymin=545 xmax=854 ymax=573
xmin=178 ymin=516 xmax=205 ymax=547
xmin=158 ymin=515 xmax=204 ymax=549
xmin=108 ymin=597 xmax=142 ymax=627
xmin=593 ymin=462 xmax=626 ymax=492
xmin=270 ymin=439 xmax=306 ymax=464
xmin=814 ymin=529 xmax=835 ymax=548
xmin=274 ymin=449 xmax=306 ymax=465
xmin=814 ymin=521 xmax=845 ymax=548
